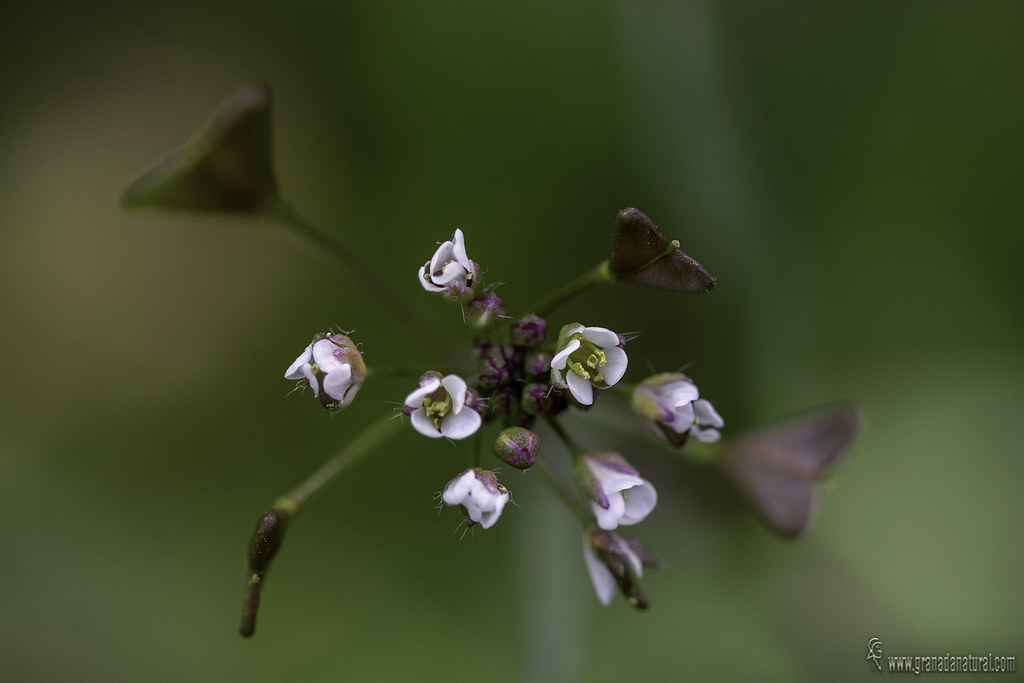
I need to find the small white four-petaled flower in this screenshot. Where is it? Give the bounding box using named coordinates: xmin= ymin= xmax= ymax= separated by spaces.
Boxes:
xmin=576 ymin=452 xmax=657 ymax=530
xmin=631 ymin=372 xmax=723 ymax=446
xmin=550 ymin=323 xmax=628 ymax=406
xmin=442 ymin=468 xmax=509 ymax=529
xmin=419 ymin=228 xmax=480 ymax=303
xmin=285 ymin=332 xmax=365 ymax=411
xmin=404 ymin=372 xmax=482 ymax=440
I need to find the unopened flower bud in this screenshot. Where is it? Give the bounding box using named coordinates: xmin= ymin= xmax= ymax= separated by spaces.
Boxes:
xmin=488 ymin=387 xmax=519 ymax=421
xmin=284 ymin=332 xmax=366 ymax=411
xmin=475 ymin=342 xmax=512 ymax=390
xmin=510 ymin=314 xmax=546 ymax=348
xmin=523 ymin=349 xmax=552 ymax=378
xmin=442 ymin=468 xmax=510 ymax=529
xmin=493 ymin=427 xmax=539 ymax=469
xmin=466 ymin=291 xmax=504 ymax=332
xmin=520 ymin=382 xmax=554 ymax=416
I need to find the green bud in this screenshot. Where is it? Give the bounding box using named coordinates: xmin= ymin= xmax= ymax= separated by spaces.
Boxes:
xmin=493 ymin=427 xmax=539 ymax=469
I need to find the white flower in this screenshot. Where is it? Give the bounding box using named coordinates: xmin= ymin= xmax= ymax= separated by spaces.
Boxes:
xmin=577 ymin=453 xmax=657 ymax=530
xmin=582 ymin=526 xmax=656 ymax=608
xmin=549 ymin=323 xmax=628 ymax=406
xmin=285 ymin=333 xmax=365 ymax=411
xmin=631 ymin=372 xmax=723 ymax=446
xmin=404 ymin=372 xmax=482 ymax=440
xmin=418 ymin=228 xmax=480 ymax=302
xmin=442 ymin=468 xmax=509 ymax=529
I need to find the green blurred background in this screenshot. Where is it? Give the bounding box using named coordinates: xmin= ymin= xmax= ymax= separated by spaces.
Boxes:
xmin=1 ymin=1 xmax=1021 ymax=680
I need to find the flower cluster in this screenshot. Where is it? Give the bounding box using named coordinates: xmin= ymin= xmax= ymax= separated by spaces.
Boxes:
xmin=281 ymin=223 xmax=731 ymax=608
xmin=126 ymin=85 xmax=860 ymax=636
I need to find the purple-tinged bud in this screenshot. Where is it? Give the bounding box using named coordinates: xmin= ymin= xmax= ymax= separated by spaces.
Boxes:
xmin=466 ymin=290 xmax=504 ymax=332
xmin=476 ymin=342 xmax=511 ymax=389
xmin=493 ymin=427 xmax=539 ymax=470
xmin=523 ymin=349 xmax=552 ymax=378
xmin=510 ymin=314 xmax=547 ymax=348
xmin=488 ymin=387 xmax=519 ymax=421
xmin=520 ymin=382 xmax=554 ymax=416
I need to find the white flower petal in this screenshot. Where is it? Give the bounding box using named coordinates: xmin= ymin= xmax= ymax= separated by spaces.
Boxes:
xmin=593 ymin=494 xmax=626 ymax=530
xmin=691 ymin=426 xmax=721 ymax=443
xmin=321 ymin=364 xmax=353 ymax=401
xmin=420 ymin=263 xmax=446 ymax=292
xmin=583 ymin=538 xmax=616 ymax=605
xmin=284 ymin=343 xmax=313 ymax=379
xmin=586 ymin=457 xmax=642 ymax=490
xmin=410 ymin=408 xmax=442 ymax=438
xmin=669 ymin=402 xmax=696 ymax=431
xmin=433 ymin=260 xmax=467 ymax=286
xmin=442 ymin=470 xmax=474 ymax=506
xmin=429 ymin=239 xmax=456 ymax=275
xmin=310 ymin=339 xmax=344 ymax=372
xmin=441 ymin=375 xmax=468 ymax=413
xmin=582 ymin=326 xmax=620 ymax=348
xmin=440 ymin=407 xmax=481 ymax=440
xmin=663 ymin=380 xmax=700 ymax=407
xmin=404 ymin=378 xmax=441 ymax=408
xmin=476 ymin=492 xmax=508 ymax=529
xmin=601 ymin=347 xmax=628 ymax=386
xmin=620 ymin=480 xmax=657 ymax=526
xmin=550 ymin=338 xmax=580 ymax=370
xmin=566 ymin=370 xmax=594 ymax=405
xmin=693 ymin=399 xmax=724 ymax=428
xmin=298 ymin=365 xmax=319 ymax=397
xmin=451 ymin=229 xmax=472 ymax=270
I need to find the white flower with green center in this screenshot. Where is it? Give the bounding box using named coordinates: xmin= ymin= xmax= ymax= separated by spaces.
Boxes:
xmin=442 ymin=468 xmax=509 ymax=529
xmin=550 ymin=324 xmax=628 ymax=405
xmin=404 ymin=372 xmax=482 ymax=440
xmin=418 ymin=229 xmax=480 ymax=302
xmin=285 ymin=333 xmax=365 ymax=411
xmin=632 ymin=372 xmax=724 ymax=446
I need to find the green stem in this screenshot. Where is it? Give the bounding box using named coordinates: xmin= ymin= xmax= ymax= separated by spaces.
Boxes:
xmin=528 ymin=261 xmax=615 ymax=318
xmin=241 ymin=413 xmax=404 ymax=637
xmin=276 ymin=414 xmax=405 ymax=513
xmin=266 ymin=199 xmax=457 ymax=365
xmin=543 ymin=415 xmax=586 ymax=459
xmin=533 ymin=452 xmax=591 ymax=527
xmin=471 ymin=428 xmax=483 ymax=468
